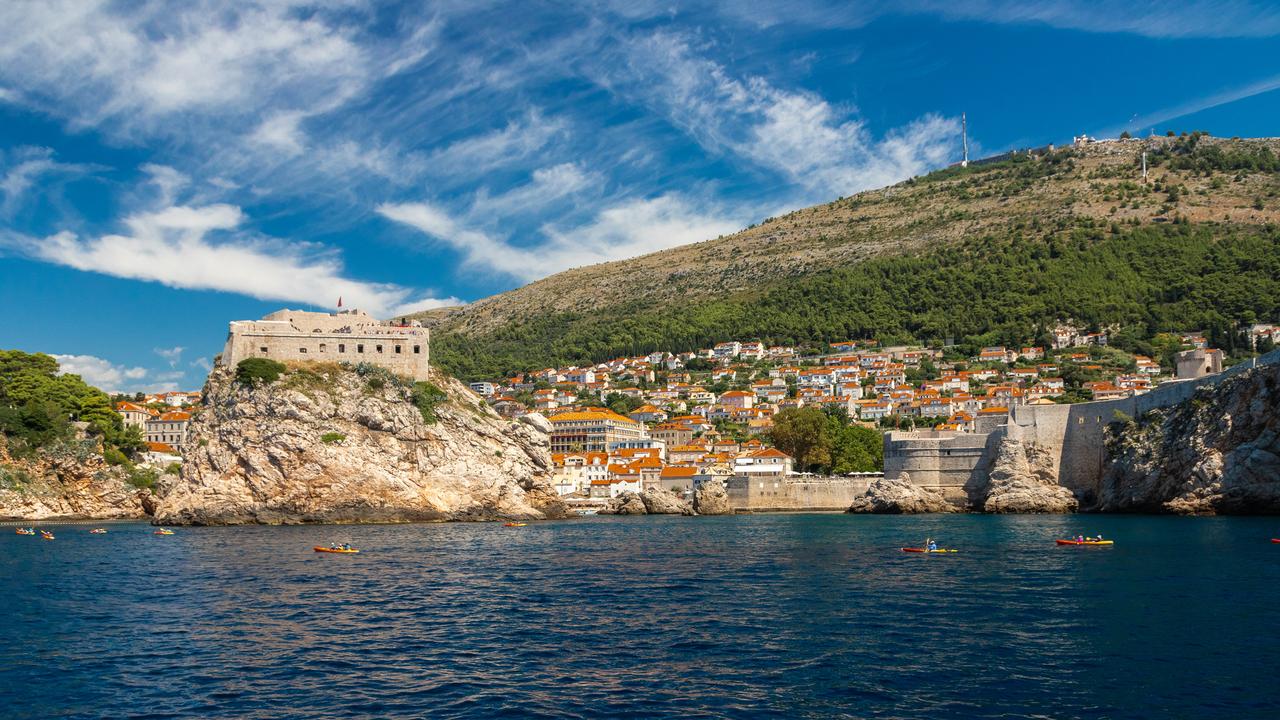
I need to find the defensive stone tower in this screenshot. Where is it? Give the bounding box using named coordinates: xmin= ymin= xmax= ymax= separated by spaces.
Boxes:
xmin=219 ymin=308 xmax=430 ymax=380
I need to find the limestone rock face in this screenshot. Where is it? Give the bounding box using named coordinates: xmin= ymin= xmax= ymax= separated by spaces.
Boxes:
xmin=153 ymin=365 xmax=567 ymax=525
xmin=978 ymin=435 xmax=1078 ymax=514
xmin=1099 ymin=363 xmax=1280 ymax=514
xmin=846 ymin=474 xmax=954 ymax=514
xmin=598 ymin=492 xmax=649 ymax=515
xmin=692 ymin=477 xmax=733 ymax=515
xmin=0 ymin=437 xmax=150 ymax=520
xmin=598 ymin=489 xmax=694 ymax=516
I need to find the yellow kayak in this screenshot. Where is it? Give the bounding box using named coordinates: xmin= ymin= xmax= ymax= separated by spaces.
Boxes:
xmin=504 ymin=522 xmax=527 ymax=528
xmin=902 ymin=547 xmax=957 ymax=553
xmin=153 ymin=529 xmax=175 ymax=535
xmin=314 ymin=546 xmax=359 ymax=554
xmin=1056 ymin=539 xmax=1113 ymax=546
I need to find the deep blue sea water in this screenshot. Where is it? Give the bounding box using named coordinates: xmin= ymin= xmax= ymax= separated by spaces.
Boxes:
xmin=3 ymin=514 xmax=1279 ymax=719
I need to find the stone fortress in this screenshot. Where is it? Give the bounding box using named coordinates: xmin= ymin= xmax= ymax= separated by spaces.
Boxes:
xmin=885 ymin=347 xmax=1280 ymax=506
xmin=219 ymin=309 xmax=431 ymax=381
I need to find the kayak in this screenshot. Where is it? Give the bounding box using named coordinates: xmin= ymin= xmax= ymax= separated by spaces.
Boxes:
xmin=504 ymin=522 xmax=527 ymax=527
xmin=314 ymin=546 xmax=359 ymax=554
xmin=15 ymin=528 xmax=35 ymax=535
xmin=40 ymin=531 xmax=55 ymax=541
xmin=89 ymin=528 xmax=108 ymax=534
xmin=153 ymin=529 xmax=175 ymax=535
xmin=1056 ymin=539 xmax=1113 ymax=546
xmin=1272 ymin=538 xmax=1279 ymax=544
xmin=902 ymin=547 xmax=957 ymax=553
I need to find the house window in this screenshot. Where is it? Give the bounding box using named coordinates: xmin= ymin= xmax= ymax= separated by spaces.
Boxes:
xmin=357 ymin=344 xmax=364 ymax=353
xmin=413 ymin=345 xmax=420 ymax=354
xmin=338 ymin=344 xmax=345 ymax=353
xmin=395 ymin=345 xmax=402 ymax=354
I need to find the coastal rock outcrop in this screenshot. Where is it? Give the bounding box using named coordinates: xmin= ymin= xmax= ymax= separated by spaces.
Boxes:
xmin=1098 ymin=363 xmax=1280 ymax=514
xmin=974 ymin=434 xmax=1078 ymax=514
xmin=0 ymin=437 xmax=150 ymax=520
xmin=153 ymin=364 xmax=568 ymax=525
xmin=692 ymin=477 xmax=733 ymax=515
xmin=846 ymin=474 xmax=954 ymax=514
xmin=598 ymin=489 xmax=694 ymax=516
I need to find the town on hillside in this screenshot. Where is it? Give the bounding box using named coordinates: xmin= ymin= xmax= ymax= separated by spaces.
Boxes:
xmin=112 ymin=391 xmax=203 ymax=466
xmin=467 ymin=322 xmax=1279 ymax=501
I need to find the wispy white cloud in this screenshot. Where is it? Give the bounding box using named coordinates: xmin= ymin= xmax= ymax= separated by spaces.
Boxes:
xmin=588 ymin=31 xmax=958 ymax=199
xmin=1099 ymin=73 xmax=1280 ymax=137
xmin=3 ymin=201 xmax=458 ymax=318
xmin=154 ymin=346 xmax=185 ymax=368
xmin=711 ymin=0 xmax=1280 ymax=38
xmin=51 ymin=353 xmax=148 ymax=393
xmin=910 ymin=0 xmax=1280 ymax=39
xmin=0 ymin=146 xmax=101 ymax=217
xmin=379 ymin=193 xmax=742 ymax=281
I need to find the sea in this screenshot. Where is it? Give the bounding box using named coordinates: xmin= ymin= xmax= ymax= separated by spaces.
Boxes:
xmin=3 ymin=513 xmax=1278 ymax=719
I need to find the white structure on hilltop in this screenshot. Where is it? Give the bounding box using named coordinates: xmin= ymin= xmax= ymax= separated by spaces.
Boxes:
xmin=219 ymin=309 xmax=430 ymax=380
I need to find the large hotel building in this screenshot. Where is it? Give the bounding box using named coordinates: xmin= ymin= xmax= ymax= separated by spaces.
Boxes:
xmin=548 ymin=408 xmax=649 ymax=453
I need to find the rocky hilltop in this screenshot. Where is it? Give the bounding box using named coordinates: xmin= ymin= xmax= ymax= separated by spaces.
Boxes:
xmin=154 ymin=362 xmax=567 ymax=525
xmin=0 ymin=436 xmax=151 ymax=520
xmin=1098 ymin=363 xmax=1280 ymax=514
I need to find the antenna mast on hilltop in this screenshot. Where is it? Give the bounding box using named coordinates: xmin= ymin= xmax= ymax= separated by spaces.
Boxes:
xmin=961 ymin=112 xmax=969 ymax=167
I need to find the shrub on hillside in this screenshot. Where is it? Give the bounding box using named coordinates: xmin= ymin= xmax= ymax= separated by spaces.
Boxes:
xmin=235 ymin=358 xmax=286 ymax=385
xmin=411 ymin=382 xmax=447 ymax=423
xmin=320 ymin=432 xmax=346 ymax=444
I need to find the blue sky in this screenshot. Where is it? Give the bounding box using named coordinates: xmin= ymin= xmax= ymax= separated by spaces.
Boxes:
xmin=2 ymin=1 xmax=1280 ymax=392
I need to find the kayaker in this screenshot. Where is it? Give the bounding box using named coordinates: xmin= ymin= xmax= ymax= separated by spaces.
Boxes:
xmin=927 ymin=539 xmax=938 ymax=552
xmin=342 ymin=544 xmax=351 ymax=551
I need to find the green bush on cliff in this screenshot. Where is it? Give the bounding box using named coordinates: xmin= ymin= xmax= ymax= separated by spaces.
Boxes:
xmin=235 ymin=358 xmax=286 ymax=385
xmin=320 ymin=432 xmax=346 ymax=444
xmin=126 ymin=466 xmax=158 ymax=492
xmin=411 ymin=382 xmax=447 ymax=423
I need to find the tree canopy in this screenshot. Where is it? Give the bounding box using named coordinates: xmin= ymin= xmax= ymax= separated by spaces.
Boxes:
xmin=0 ymin=350 xmax=140 ymax=457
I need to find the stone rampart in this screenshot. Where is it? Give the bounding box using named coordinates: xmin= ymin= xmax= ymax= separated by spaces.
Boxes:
xmin=884 ymin=349 xmax=1280 ymax=501
xmin=727 ymin=474 xmax=875 ymax=511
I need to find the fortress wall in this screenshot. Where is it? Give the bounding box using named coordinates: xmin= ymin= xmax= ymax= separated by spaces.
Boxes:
xmin=728 ymin=476 xmax=873 ymax=511
xmin=1010 ymin=348 xmax=1280 ymax=497
xmin=222 ymin=330 xmax=431 ymax=381
xmin=886 ymin=349 xmax=1280 ymax=500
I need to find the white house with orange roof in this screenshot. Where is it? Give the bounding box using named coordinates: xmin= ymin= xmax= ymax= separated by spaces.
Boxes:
xmin=145 ymin=410 xmax=191 ymax=447
xmin=116 ymin=401 xmax=158 ymax=430
xmin=718 ymin=390 xmax=754 ymax=409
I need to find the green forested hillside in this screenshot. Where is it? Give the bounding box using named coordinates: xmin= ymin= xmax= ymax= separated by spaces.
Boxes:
xmin=420 ymin=135 xmax=1280 ymax=382
xmin=433 ymin=223 xmax=1280 ymax=380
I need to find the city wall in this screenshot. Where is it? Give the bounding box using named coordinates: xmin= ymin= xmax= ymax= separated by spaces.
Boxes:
xmin=885 ymin=349 xmax=1280 ymax=501
xmin=219 ymin=310 xmax=431 ymax=381
xmin=727 ymin=475 xmax=875 ymax=512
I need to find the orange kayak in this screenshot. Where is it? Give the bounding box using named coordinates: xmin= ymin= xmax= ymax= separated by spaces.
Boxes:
xmin=504 ymin=522 xmax=527 ymax=528
xmin=314 ymin=546 xmax=359 ymax=554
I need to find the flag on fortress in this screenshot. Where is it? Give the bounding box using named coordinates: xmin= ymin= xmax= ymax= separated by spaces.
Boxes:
xmin=338 ymin=296 xmax=343 ymax=308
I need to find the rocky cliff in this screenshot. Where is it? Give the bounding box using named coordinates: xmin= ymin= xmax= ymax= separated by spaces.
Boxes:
xmin=692 ymin=477 xmax=732 ymax=515
xmin=153 ymin=363 xmax=567 ymax=525
xmin=598 ymin=489 xmax=694 ymax=516
xmin=847 ymin=474 xmax=954 ymax=514
xmin=971 ymin=433 xmax=1078 ymax=514
xmin=1098 ymin=363 xmax=1280 ymax=514
xmin=0 ymin=436 xmax=151 ymax=520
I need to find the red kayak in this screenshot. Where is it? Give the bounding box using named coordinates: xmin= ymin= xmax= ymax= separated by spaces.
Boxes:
xmin=1272 ymin=538 xmax=1279 ymax=544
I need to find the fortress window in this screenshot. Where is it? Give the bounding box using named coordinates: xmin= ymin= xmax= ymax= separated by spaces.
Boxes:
xmin=413 ymin=345 xmax=421 ymax=354
xmin=299 ymin=347 xmax=307 ymax=354
xmin=260 ymin=346 xmax=268 ymax=354
xmin=357 ymin=344 xmax=364 ymax=353
xmin=395 ymin=345 xmax=402 ymax=354
xmin=338 ymin=344 xmax=345 ymax=353
xmin=376 ymin=345 xmax=383 ymax=353
xmin=320 ymin=344 xmax=326 ymax=352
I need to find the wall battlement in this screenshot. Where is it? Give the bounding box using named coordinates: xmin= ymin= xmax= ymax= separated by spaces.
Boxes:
xmin=727 ymin=474 xmax=875 ymax=511
xmin=884 ymin=349 xmax=1280 ymax=502
xmin=219 ymin=308 xmax=431 ymax=381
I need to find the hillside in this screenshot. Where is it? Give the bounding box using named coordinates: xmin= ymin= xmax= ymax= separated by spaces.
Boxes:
xmin=414 ymin=135 xmax=1280 ymax=381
